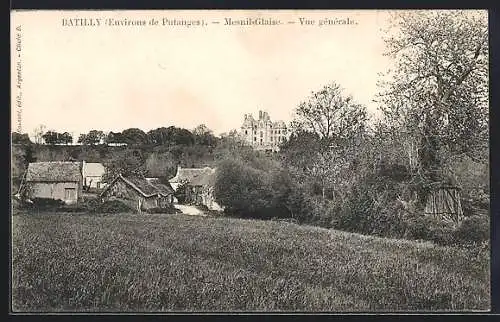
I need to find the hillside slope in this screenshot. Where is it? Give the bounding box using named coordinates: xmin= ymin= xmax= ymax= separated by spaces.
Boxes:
xmin=11 ymin=214 xmax=490 ymax=312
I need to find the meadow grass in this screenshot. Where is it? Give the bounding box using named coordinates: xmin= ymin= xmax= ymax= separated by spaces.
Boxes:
xmin=11 ymin=213 xmax=490 ymax=312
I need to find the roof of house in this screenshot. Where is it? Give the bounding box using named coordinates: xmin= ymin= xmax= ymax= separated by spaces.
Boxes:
xmin=83 ymin=162 xmax=105 ymax=177
xmin=101 ymin=174 xmax=173 ymax=198
xmin=169 ymin=167 xmax=216 ymax=186
xmin=26 ymin=162 xmax=82 ymax=182
xmin=146 ymin=178 xmax=175 ymax=195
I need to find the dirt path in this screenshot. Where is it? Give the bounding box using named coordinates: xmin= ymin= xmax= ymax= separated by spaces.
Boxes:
xmin=174 ymin=204 xmax=207 ymax=216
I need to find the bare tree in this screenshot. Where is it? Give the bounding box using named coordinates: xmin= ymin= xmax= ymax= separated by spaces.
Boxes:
xmin=32 ymin=124 xmax=46 ymax=144
xmin=287 ymin=82 xmax=368 ymax=200
xmin=294 ymin=82 xmax=368 ymax=143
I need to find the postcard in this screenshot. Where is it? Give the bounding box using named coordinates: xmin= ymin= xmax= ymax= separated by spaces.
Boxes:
xmin=10 ymin=9 xmax=490 ymax=313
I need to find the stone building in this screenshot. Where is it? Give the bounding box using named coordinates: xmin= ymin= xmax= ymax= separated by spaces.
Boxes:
xmin=23 ymin=161 xmax=83 ymax=205
xmin=169 ymin=166 xmax=223 ymax=211
xmin=240 ymin=110 xmax=289 ymax=151
xmin=100 ymin=174 xmax=174 ymax=213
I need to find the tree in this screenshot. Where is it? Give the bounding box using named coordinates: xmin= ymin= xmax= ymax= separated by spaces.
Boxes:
xmin=12 ymin=132 xmax=31 ymax=145
xmin=174 ymin=180 xmax=190 ymax=204
xmin=59 ymin=132 xmax=73 ymax=145
xmin=287 ymin=82 xmax=368 ymax=199
xmin=378 ymin=10 xmax=488 ymax=175
xmin=122 ymin=128 xmax=148 ymax=146
xmin=147 ymin=127 xmax=171 ymax=145
xmin=41 ymin=131 xmax=72 ymax=145
xmin=170 ymin=127 xmax=195 ymax=146
xmin=78 ymin=130 xmax=105 ymax=145
xmin=294 ymin=82 xmax=368 ymax=143
xmin=377 ymin=11 xmax=488 ymax=217
xmin=214 ymin=157 xmax=274 ymax=218
xmin=32 ymin=124 xmax=46 ymax=144
xmin=105 ymin=131 xmax=127 ymax=145
xmin=102 ymin=149 xmax=147 ymax=183
xmin=193 ymin=124 xmax=216 ymax=146
xmin=41 ymin=131 xmax=59 ymax=145
xmin=145 ymin=152 xmax=177 ymax=177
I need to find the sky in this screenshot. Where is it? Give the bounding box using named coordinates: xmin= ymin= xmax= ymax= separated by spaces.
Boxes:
xmin=11 ymin=10 xmax=393 ymax=140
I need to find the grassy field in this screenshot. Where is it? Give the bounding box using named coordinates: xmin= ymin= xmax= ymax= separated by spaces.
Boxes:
xmin=11 ymin=213 xmax=490 ymax=312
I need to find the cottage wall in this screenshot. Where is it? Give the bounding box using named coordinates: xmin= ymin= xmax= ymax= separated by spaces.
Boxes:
xmin=84 ymin=175 xmax=104 ymax=189
xmin=29 ymin=181 xmax=81 ymax=204
xmin=187 ymin=185 xmax=223 ymax=210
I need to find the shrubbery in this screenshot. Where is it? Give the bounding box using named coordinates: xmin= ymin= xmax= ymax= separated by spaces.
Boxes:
xmin=145 ymin=205 xmax=181 ymax=214
xmin=30 ymin=198 xmax=66 ymax=210
xmin=213 ymin=152 xmax=490 ymax=248
xmin=453 ymin=215 xmax=489 ymax=245
xmin=214 ymin=156 xmax=310 ymax=222
xmin=92 ymin=200 xmax=134 ymax=214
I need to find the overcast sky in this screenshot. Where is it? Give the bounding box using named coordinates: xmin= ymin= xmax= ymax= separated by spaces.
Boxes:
xmin=11 ymin=10 xmax=393 ymax=140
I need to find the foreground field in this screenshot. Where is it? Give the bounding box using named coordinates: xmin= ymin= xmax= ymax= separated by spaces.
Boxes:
xmin=11 ymin=213 xmax=490 ymax=312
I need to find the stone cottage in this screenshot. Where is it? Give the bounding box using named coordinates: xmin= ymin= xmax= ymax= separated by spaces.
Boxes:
xmin=100 ymin=174 xmax=175 ymax=212
xmin=169 ymin=166 xmax=223 ymax=211
xmin=23 ymin=161 xmax=83 ymax=205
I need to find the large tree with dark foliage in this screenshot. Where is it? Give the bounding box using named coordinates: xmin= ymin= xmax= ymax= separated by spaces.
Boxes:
xmin=102 ymin=149 xmax=147 ymax=183
xmin=12 ymin=132 xmax=31 ymax=145
xmin=78 ymin=130 xmax=105 ymax=145
xmin=377 ymin=10 xmax=488 ymax=216
xmin=42 ymin=131 xmax=73 ymax=145
xmin=378 ymin=10 xmax=488 ymax=178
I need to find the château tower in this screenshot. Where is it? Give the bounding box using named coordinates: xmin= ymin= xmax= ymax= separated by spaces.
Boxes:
xmin=239 ymin=110 xmax=289 ymax=151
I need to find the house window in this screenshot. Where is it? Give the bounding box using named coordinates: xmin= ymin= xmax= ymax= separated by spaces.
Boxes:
xmin=260 ymin=131 xmax=263 ymax=137
xmin=270 ymin=137 xmax=273 ymax=142
xmin=245 ymin=130 xmax=248 ymax=135
xmin=64 ymin=188 xmax=76 ymax=201
xmin=254 ymin=130 xmax=256 ymax=135
xmin=254 ymin=137 xmax=257 ymax=141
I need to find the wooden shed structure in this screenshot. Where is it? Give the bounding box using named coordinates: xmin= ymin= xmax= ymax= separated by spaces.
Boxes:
xmin=100 ymin=174 xmax=174 ymax=213
xmin=424 ymin=181 xmax=464 ymax=224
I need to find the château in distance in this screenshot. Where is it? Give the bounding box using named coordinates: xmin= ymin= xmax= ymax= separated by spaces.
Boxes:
xmin=240 ymin=110 xmax=289 ymax=152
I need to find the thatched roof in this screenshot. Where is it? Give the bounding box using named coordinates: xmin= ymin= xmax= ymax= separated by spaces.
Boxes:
xmin=101 ymin=174 xmax=173 ymax=198
xmin=146 ymin=178 xmax=174 ymax=195
xmin=169 ymin=167 xmax=216 ymax=187
xmin=26 ymin=162 xmax=82 ymax=182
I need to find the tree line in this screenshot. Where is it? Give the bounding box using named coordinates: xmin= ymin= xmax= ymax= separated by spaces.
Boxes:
xmin=12 ymin=124 xmax=219 ymax=147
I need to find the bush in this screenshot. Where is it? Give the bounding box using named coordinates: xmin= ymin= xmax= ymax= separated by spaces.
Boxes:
xmin=145 ymin=205 xmax=181 ymax=214
xmin=94 ymin=200 xmax=134 ymax=214
xmin=404 ymin=215 xmax=456 ymax=246
xmin=454 ymin=215 xmax=489 ymax=245
xmin=29 ymin=198 xmax=66 ymax=211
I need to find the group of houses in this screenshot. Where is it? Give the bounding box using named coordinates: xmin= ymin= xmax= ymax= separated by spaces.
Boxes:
xmin=18 ymin=160 xmax=222 ymax=213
